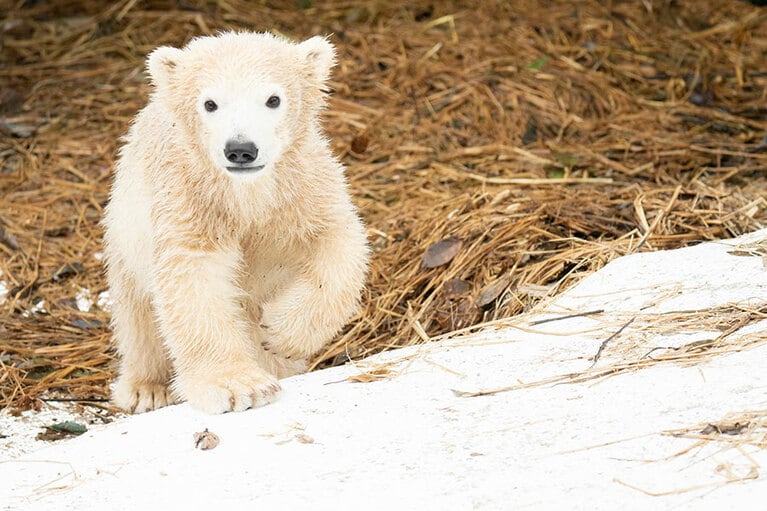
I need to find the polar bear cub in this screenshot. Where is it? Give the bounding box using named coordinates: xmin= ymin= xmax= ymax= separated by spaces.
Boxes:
xmin=103 ymin=32 xmax=369 ymax=414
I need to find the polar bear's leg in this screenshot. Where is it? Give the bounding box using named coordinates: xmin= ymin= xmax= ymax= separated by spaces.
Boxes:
xmin=260 ymin=218 xmax=368 ymax=360
xmin=151 ymin=243 xmax=280 ymax=414
xmin=110 ymin=267 xmax=177 ymax=413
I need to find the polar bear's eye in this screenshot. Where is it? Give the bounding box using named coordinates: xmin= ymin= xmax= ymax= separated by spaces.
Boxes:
xmin=204 ymin=100 xmax=218 ymax=112
xmin=265 ymin=95 xmax=281 ymax=109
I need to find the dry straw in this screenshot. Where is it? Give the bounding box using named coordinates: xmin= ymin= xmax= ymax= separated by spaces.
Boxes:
xmin=2 ymin=0 xmax=767 ymax=411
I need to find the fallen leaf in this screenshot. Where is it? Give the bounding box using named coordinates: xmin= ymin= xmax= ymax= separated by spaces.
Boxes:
xmin=44 ymin=225 xmax=72 ymax=237
xmin=435 ymin=296 xmax=478 ymax=331
xmin=36 ymin=429 xmax=69 ymax=441
xmin=52 ymin=262 xmax=84 ymax=282
xmin=9 ymin=280 xmax=42 ymax=300
xmin=50 ymin=421 xmax=87 ymax=434
xmin=521 ymin=118 xmax=538 ymax=145
xmin=476 ymin=274 xmax=511 ymax=308
xmin=70 ymin=317 xmax=103 ymax=329
xmin=350 ymin=133 xmax=369 ymax=153
xmin=37 ymin=421 xmax=87 ymax=441
xmin=442 ymin=278 xmax=471 ymax=298
xmin=194 ymin=428 xmax=220 ymax=450
xmin=10 ymin=395 xmax=42 ymax=415
xmin=421 ymin=237 xmax=462 ymax=268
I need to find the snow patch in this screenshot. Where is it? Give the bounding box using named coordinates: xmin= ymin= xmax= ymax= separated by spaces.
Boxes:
xmin=21 ymin=299 xmax=46 ymax=317
xmin=75 ymin=287 xmax=93 ymax=312
xmin=96 ymin=290 xmax=112 ymax=312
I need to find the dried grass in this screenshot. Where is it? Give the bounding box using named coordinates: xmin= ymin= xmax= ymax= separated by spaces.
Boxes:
xmin=451 ymin=304 xmax=767 ymax=398
xmin=666 ymin=409 xmax=767 ymax=451
xmin=2 ymin=0 xmax=767 ymax=410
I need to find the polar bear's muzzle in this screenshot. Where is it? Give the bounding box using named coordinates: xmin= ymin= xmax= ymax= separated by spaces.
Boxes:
xmin=224 ymin=139 xmax=264 ymax=173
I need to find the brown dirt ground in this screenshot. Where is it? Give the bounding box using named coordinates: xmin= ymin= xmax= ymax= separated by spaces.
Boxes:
xmin=2 ymin=0 xmax=767 ymax=412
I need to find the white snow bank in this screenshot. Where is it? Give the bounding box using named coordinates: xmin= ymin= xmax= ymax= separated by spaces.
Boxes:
xmin=2 ymin=230 xmax=767 ymax=510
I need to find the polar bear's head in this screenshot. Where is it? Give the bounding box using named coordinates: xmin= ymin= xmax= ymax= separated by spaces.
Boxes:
xmin=146 ymin=32 xmax=335 ymax=177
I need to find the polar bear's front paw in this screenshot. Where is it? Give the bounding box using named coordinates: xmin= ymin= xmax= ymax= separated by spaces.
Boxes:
xmin=112 ymin=378 xmax=178 ymax=414
xmin=178 ymin=365 xmax=281 ymax=414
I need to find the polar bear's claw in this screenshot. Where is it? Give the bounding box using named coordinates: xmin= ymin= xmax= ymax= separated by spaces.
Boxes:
xmin=179 ymin=367 xmax=281 ymax=414
xmin=112 ymin=379 xmax=177 ymax=414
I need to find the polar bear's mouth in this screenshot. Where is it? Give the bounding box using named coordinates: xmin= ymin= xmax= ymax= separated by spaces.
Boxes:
xmin=226 ymin=165 xmax=265 ymax=174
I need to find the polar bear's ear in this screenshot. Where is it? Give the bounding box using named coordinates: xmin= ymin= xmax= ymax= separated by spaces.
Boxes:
xmin=298 ymin=36 xmax=336 ymax=84
xmin=147 ymin=46 xmax=184 ymax=89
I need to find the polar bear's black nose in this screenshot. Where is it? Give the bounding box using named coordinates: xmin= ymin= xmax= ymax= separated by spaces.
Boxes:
xmin=224 ymin=140 xmax=258 ymax=164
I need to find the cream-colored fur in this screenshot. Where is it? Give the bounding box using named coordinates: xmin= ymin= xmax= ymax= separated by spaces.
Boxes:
xmin=103 ymin=32 xmax=369 ymax=414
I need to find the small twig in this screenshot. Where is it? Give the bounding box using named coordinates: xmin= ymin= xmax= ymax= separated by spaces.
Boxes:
xmin=406 ymin=303 xmax=431 ymax=343
xmin=632 ymin=185 xmax=681 ymax=253
xmin=614 ymin=467 xmax=759 ymax=497
xmin=589 ymin=317 xmax=636 ymax=368
xmin=40 ymin=398 xmax=110 ymax=402
xmin=530 ymin=309 xmax=604 ymax=326
xmin=465 ymin=175 xmax=614 ymax=186
xmin=643 ymin=309 xmax=760 ymax=360
xmin=642 ymin=346 xmax=679 ymax=359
